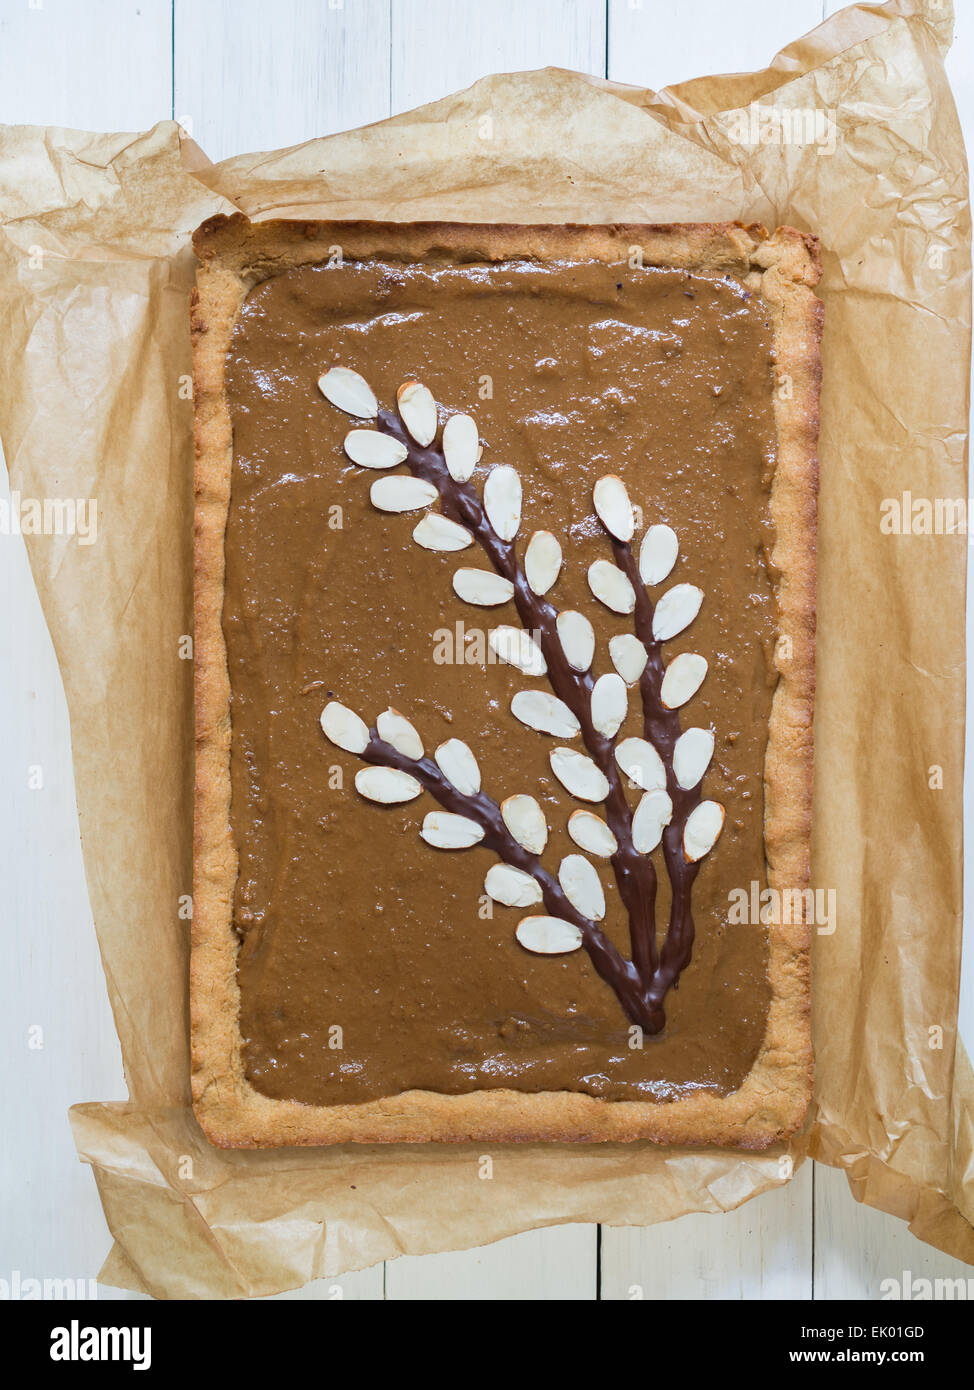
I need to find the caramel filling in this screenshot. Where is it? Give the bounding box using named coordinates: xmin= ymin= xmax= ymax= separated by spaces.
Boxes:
xmin=224 ymin=258 xmax=778 ymax=1106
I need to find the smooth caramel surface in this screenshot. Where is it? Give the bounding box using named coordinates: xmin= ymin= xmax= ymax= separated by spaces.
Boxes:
xmin=223 ymin=258 xmax=777 ymax=1105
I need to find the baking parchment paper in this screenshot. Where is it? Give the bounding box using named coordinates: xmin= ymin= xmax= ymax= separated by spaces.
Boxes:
xmin=1 ymin=0 xmax=971 ymax=1296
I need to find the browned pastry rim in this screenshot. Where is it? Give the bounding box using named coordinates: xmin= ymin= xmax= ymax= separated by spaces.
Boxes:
xmin=191 ymin=216 xmax=821 ymax=1148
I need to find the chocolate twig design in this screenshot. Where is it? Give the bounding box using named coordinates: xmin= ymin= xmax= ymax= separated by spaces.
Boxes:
xmin=317 ymin=369 xmax=725 ymax=1033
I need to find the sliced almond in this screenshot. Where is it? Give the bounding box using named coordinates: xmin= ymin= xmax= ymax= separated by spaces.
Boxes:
xmin=501 ymin=794 xmax=548 ymax=854
xmin=556 ymin=610 xmax=595 ymax=672
xmin=673 ymin=727 xmax=715 ymax=789
xmin=591 ymin=673 xmax=627 ymax=739
xmin=632 ymin=789 xmax=673 ymax=854
xmin=370 ymin=475 xmax=438 ymax=513
xmin=660 ymin=652 xmax=708 ymax=709
xmin=489 ymin=625 xmax=547 ymax=676
xmin=639 ymin=524 xmax=679 ymax=585
xmin=615 ymin=736 xmax=666 ymax=792
xmin=434 ymin=738 xmax=481 ymax=795
xmin=484 ymin=863 xmax=542 ymax=908
xmin=587 ymin=559 xmax=635 ymax=615
xmin=558 ymin=854 xmax=606 ymax=921
xmin=524 ymin=530 xmax=562 ymax=595
xmin=609 ymin=633 xmax=649 ymax=685
xmin=421 ymin=811 xmax=485 ymax=849
xmin=442 ymin=412 xmax=480 ymax=482
xmin=652 ymin=583 xmax=703 ymax=642
xmin=549 ymin=747 xmax=610 ymax=803
xmin=483 ymin=465 xmax=522 ymax=542
xmin=354 ymin=767 xmax=422 ymax=804
xmin=376 ymin=708 xmax=424 ymax=759
xmin=593 ymin=474 xmax=635 ymax=543
xmin=343 ymin=429 xmax=408 ymax=469
xmin=317 ymin=366 xmax=377 ymax=418
xmin=320 ymin=701 xmax=370 ymax=754
xmin=515 ymin=915 xmax=583 ymax=955
xmin=452 ymin=568 xmax=515 ymax=606
xmin=413 ymin=513 xmax=473 ymax=552
xmin=397 ymin=380 xmax=437 ymax=446
xmin=511 ymin=690 xmax=580 ymax=739
xmin=567 ymin=810 xmax=618 ymax=858
xmin=683 ymin=800 xmax=725 ymax=862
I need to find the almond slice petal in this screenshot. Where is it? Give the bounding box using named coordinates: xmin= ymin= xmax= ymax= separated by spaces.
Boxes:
xmin=556 ymin=610 xmax=595 ymax=672
xmin=639 ymin=524 xmax=679 ymax=585
xmin=452 ymin=568 xmax=515 ymax=607
xmin=501 ymin=794 xmax=548 ymax=854
xmin=320 ymin=701 xmax=370 ymax=754
xmin=442 ymin=412 xmax=480 ymax=482
xmin=489 ymin=625 xmax=547 ymax=676
xmin=609 ymin=633 xmax=649 ymax=685
xmin=412 ymin=513 xmax=474 ymax=552
xmin=591 ymin=672 xmax=627 ymax=739
xmin=434 ymin=738 xmax=481 ymax=795
xmin=652 ymin=583 xmax=703 ymax=642
xmin=683 ymin=800 xmax=725 ymax=862
xmin=587 ymin=559 xmax=635 ymax=615
xmin=615 ymin=736 xmax=666 ymax=792
xmin=524 ymin=530 xmax=562 ymax=595
xmin=397 ymin=380 xmax=437 ymax=446
xmin=370 ymin=476 xmax=438 ymax=513
xmin=421 ymin=811 xmax=485 ymax=849
xmin=510 ymin=690 xmax=580 ymax=739
xmin=558 ymin=853 xmax=606 ymax=921
xmin=318 ymin=366 xmax=377 ymax=418
xmin=354 ymin=767 xmax=423 ymax=804
xmin=483 ymin=464 xmax=522 ymax=542
xmin=632 ymin=789 xmax=673 ymax=854
xmin=660 ymin=652 xmax=708 ymax=709
xmin=376 ymin=707 xmax=424 ymax=759
xmin=343 ymin=429 xmax=408 ymax=469
xmin=673 ymin=727 xmax=715 ymax=789
xmin=515 ymin=915 xmax=584 ymax=955
xmin=549 ymin=747 xmax=610 ymax=803
xmin=567 ymin=810 xmax=618 ymax=858
xmin=593 ymin=474 xmax=635 ymax=543
xmin=484 ymin=864 xmax=543 ymax=908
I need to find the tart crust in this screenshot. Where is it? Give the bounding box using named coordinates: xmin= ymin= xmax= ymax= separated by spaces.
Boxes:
xmin=191 ymin=217 xmax=821 ymax=1148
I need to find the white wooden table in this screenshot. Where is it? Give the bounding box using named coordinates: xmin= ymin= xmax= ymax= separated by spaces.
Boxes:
xmin=1 ymin=0 xmax=971 ymax=1300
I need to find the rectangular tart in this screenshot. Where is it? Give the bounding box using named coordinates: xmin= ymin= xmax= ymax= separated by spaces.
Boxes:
xmin=191 ymin=216 xmax=821 ymax=1148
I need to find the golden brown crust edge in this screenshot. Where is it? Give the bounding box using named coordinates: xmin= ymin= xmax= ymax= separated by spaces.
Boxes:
xmin=191 ymin=216 xmax=820 ymax=1149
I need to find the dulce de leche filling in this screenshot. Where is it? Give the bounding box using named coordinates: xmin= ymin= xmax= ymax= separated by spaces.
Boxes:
xmin=223 ymin=257 xmax=778 ymax=1107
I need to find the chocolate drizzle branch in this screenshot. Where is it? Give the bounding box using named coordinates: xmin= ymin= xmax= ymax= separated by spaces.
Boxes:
xmin=317 ymin=368 xmax=725 ymax=1034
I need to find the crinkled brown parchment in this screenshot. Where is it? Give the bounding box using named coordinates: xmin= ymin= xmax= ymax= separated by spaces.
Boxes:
xmin=0 ymin=0 xmax=970 ymax=1296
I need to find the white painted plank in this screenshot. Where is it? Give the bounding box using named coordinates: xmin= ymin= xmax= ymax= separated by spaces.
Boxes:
xmin=383 ymin=0 xmax=606 ymax=1302
xmin=173 ymin=0 xmax=391 ymax=161
xmin=0 ymin=464 xmax=128 ymax=1298
xmin=0 ymin=0 xmax=172 ymax=131
xmin=599 ymin=0 xmax=826 ymax=1301
xmin=607 ymin=0 xmax=826 ymax=92
xmin=600 ymin=1162 xmax=814 ymax=1299
xmin=815 ymin=1165 xmax=974 ymax=1299
xmin=390 ymin=0 xmax=606 ymax=115
xmin=385 ymin=1225 xmax=597 ymax=1300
